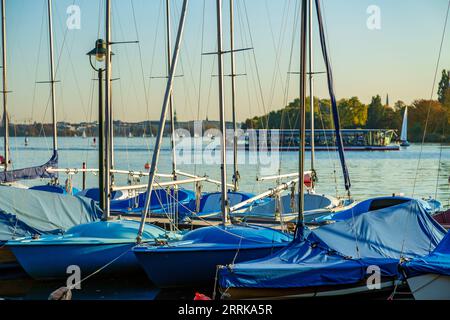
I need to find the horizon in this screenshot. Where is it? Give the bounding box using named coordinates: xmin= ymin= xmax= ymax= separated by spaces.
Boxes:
xmin=2 ymin=0 xmax=450 ymax=124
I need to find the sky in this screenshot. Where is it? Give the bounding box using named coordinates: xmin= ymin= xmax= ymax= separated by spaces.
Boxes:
xmin=3 ymin=0 xmax=450 ymax=124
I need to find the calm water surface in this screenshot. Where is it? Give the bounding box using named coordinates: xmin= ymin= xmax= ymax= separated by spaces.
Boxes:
xmin=0 ymin=136 xmax=448 ymax=300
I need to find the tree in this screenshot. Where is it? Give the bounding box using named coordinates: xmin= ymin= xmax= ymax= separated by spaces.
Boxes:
xmin=366 ymin=95 xmax=385 ymax=128
xmin=438 ymin=69 xmax=450 ymax=104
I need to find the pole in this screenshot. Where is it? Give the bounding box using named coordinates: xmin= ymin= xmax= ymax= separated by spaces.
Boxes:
xmin=296 ymin=0 xmax=307 ymax=238
xmin=98 ymin=68 xmax=105 ymax=210
xmin=1 ymin=0 xmax=8 ymax=171
xmin=82 ymin=162 xmax=86 ymax=190
xmin=217 ymin=0 xmax=229 ymax=224
xmin=230 ymin=0 xmax=239 ymax=191
xmin=166 ymin=0 xmax=177 ymax=181
xmin=103 ymin=0 xmax=112 ymax=220
xmin=47 ymin=0 xmax=57 ymax=154
xmin=137 ymin=0 xmax=189 ymax=242
xmin=308 ymin=0 xmax=315 ymax=181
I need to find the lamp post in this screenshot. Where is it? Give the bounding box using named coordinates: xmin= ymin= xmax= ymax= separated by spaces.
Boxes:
xmin=87 ymin=39 xmax=107 ymax=212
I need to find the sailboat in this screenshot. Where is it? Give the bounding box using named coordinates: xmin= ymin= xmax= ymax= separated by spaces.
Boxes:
xmin=401 ymin=231 xmax=450 ymax=300
xmin=218 ymin=198 xmax=446 ymax=299
xmin=132 ymin=0 xmax=292 ymax=289
xmin=223 ymin=0 xmax=355 ymax=225
xmin=6 ymin=0 xmax=183 ymax=280
xmin=400 ymin=106 xmax=410 ymax=147
xmin=0 ymin=0 xmax=61 ymax=191
xmin=217 ymin=0 xmax=445 ymax=299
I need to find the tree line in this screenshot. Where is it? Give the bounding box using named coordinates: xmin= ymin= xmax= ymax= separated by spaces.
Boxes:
xmin=243 ymin=70 xmax=450 ymax=143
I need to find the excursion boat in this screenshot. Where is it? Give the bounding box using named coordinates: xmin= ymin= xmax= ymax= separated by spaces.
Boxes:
xmin=245 ymin=129 xmax=400 ymax=152
xmin=6 ymin=219 xmax=179 ymax=280
xmin=218 ymin=198 xmax=446 ymax=299
xmin=401 ymin=231 xmax=450 ymax=300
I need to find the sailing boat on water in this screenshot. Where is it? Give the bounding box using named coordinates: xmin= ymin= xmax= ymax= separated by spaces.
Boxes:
xmin=0 ymin=0 xmax=59 ymax=189
xmin=400 ymin=106 xmax=410 ymax=147
xmin=6 ymin=0 xmax=180 ymax=280
xmin=400 ymin=231 xmax=450 ymax=300
xmin=217 ymin=0 xmax=446 ymax=299
xmin=132 ymin=0 xmax=292 ymax=289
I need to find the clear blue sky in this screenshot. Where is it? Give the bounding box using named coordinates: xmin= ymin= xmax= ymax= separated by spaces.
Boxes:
xmin=4 ymin=0 xmax=450 ymax=123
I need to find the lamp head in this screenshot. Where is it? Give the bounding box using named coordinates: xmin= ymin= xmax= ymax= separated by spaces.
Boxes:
xmin=87 ymin=39 xmax=107 ymax=62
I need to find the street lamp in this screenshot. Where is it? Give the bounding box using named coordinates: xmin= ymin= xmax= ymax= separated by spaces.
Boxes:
xmin=87 ymin=39 xmax=109 ymax=211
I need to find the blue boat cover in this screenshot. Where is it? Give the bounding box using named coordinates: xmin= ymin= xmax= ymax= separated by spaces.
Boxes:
xmin=0 ymin=151 xmax=58 ymax=183
xmin=401 ymin=231 xmax=450 ymax=278
xmin=314 ymin=197 xmax=440 ymax=223
xmin=0 ymin=185 xmax=102 ymax=242
xmin=219 ymin=199 xmax=446 ymax=289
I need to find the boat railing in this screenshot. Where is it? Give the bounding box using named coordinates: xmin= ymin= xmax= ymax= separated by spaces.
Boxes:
xmin=46 ymin=167 xmax=233 ymax=190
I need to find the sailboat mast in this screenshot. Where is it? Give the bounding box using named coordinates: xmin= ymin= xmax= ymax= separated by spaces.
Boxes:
xmin=308 ymin=0 xmax=315 ymax=178
xmin=47 ymin=0 xmax=57 ymax=154
xmin=296 ymin=0 xmax=308 ymax=236
xmin=1 ymin=0 xmax=8 ymax=172
xmin=103 ymin=0 xmax=112 ymax=220
xmin=216 ymin=0 xmax=230 ymax=224
xmin=230 ymin=0 xmax=239 ymax=191
xmin=166 ymin=0 xmax=177 ymax=181
xmin=137 ymin=0 xmax=189 ymax=242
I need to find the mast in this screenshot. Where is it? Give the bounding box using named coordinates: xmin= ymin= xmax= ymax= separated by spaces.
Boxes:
xmin=230 ymin=0 xmax=239 ymax=191
xmin=166 ymin=0 xmax=177 ymax=182
xmin=216 ymin=0 xmax=229 ymax=224
xmin=1 ymin=0 xmax=8 ymax=171
xmin=308 ymin=0 xmax=315 ymax=180
xmin=296 ymin=0 xmax=307 ymax=238
xmin=103 ymin=0 xmax=112 ymax=220
xmin=47 ymin=0 xmax=57 ymax=155
xmin=137 ymin=0 xmax=189 ymax=242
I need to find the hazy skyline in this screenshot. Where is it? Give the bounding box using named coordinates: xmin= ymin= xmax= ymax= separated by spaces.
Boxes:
xmin=3 ymin=0 xmax=450 ymax=124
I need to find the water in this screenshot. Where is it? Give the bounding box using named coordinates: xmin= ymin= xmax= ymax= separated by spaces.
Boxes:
xmin=0 ymin=137 xmax=448 ymax=300
xmin=4 ymin=136 xmax=450 ymax=206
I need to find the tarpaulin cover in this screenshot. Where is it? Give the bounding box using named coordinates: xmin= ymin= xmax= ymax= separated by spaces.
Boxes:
xmin=0 ymin=151 xmax=58 ymax=183
xmin=401 ymin=231 xmax=450 ymax=277
xmin=0 ymin=185 xmax=102 ymax=242
xmin=219 ymin=200 xmax=446 ymax=289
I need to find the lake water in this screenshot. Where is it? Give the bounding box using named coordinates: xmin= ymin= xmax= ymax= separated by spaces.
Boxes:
xmin=0 ymin=136 xmax=448 ymax=300
xmin=3 ymin=136 xmax=450 ymax=206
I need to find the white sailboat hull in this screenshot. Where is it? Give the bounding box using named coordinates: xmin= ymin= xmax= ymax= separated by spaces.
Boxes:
xmin=407 ymin=274 xmax=450 ymax=300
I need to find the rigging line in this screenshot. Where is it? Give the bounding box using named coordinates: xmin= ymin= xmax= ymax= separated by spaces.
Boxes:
xmin=412 ymin=0 xmax=450 ymax=198
xmin=237 ymin=0 xmax=266 ymax=130
xmin=30 ymin=0 xmax=47 ymax=122
xmin=146 ymin=0 xmax=163 ymax=132
xmin=263 ymin=0 xmax=290 ymax=112
xmin=172 ymin=0 xmax=200 ymax=120
xmin=194 ymin=0 xmax=207 ymax=176
xmin=280 ymin=0 xmax=300 ymax=133
xmin=434 ymin=123 xmax=446 ymax=201
xmin=242 ymin=0 xmax=269 ymax=126
xmin=131 ymin=0 xmax=151 ymax=126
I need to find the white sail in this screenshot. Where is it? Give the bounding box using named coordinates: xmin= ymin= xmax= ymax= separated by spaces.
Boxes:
xmin=400 ymin=106 xmax=408 ymax=144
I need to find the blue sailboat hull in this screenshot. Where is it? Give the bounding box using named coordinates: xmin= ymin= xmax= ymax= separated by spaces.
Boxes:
xmin=133 ymin=224 xmax=292 ymax=288
xmin=7 ymin=220 xmax=177 ymax=280
xmin=8 ymin=242 xmax=140 ymax=280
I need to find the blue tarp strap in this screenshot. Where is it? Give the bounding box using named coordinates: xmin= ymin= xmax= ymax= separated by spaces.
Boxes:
xmin=0 ymin=151 xmax=58 ymax=183
xmin=315 ymin=0 xmax=351 ymax=193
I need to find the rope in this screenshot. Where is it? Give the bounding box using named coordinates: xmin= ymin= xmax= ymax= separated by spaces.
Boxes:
xmin=68 ymin=247 xmax=132 ymax=290
xmin=412 ymin=0 xmax=450 ymax=198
